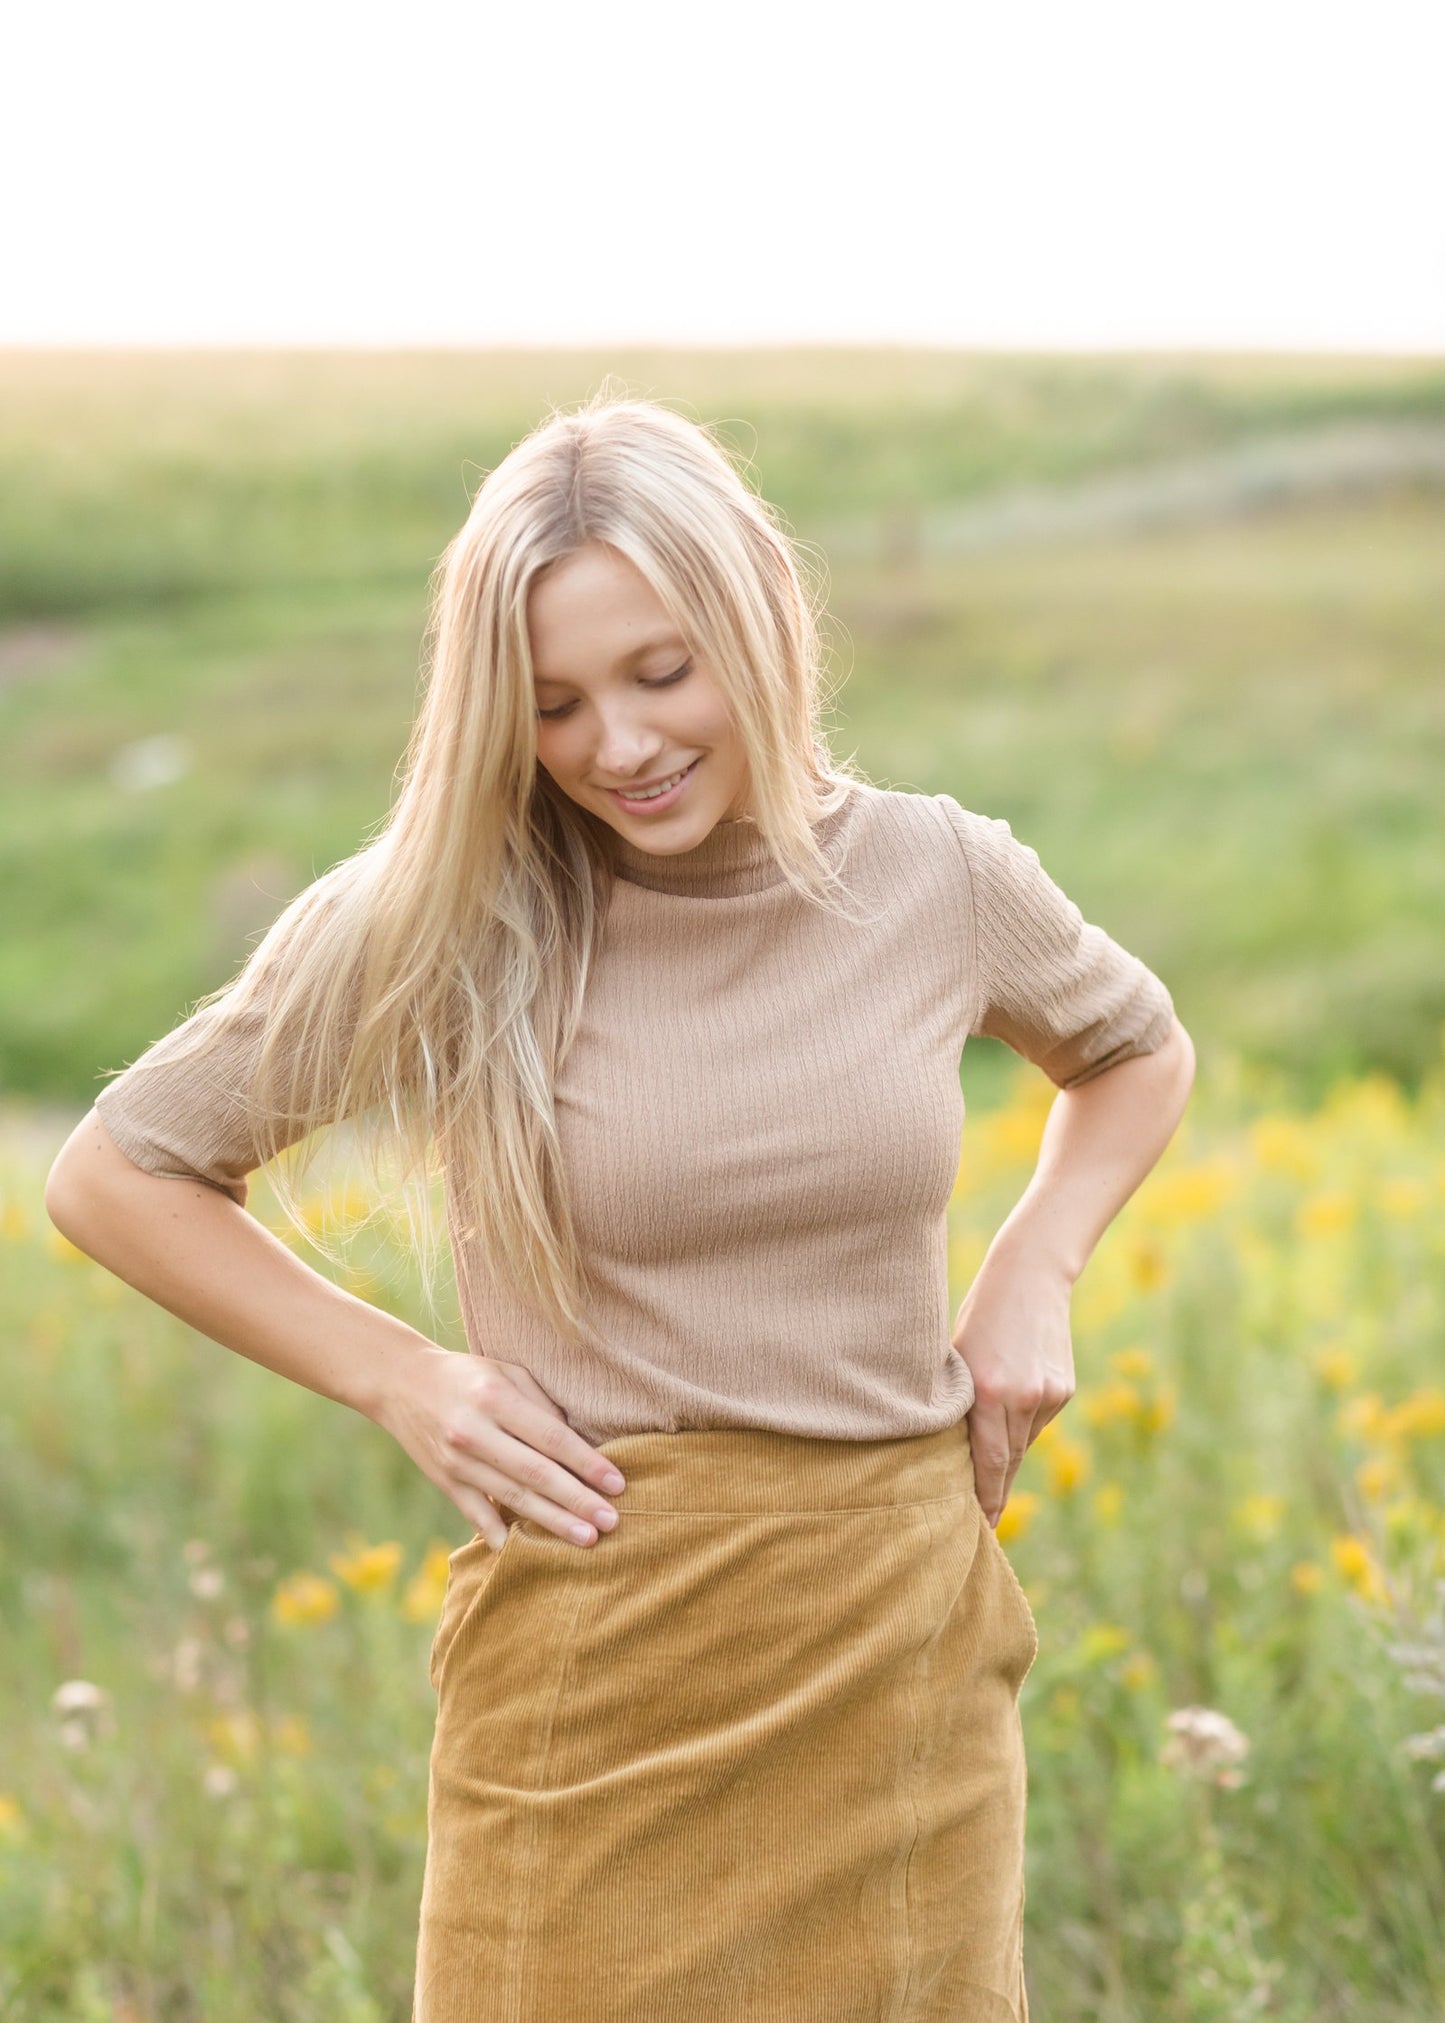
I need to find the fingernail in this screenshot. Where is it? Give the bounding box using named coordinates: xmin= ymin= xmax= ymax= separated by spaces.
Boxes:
xmin=602 ymin=1471 xmax=625 ymax=1492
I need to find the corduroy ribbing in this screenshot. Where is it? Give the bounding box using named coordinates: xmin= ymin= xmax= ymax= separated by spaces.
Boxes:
xmin=415 ymin=1414 xmax=1038 ymax=2022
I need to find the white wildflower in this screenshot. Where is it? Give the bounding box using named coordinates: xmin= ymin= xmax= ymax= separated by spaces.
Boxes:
xmin=1160 ymin=1703 xmax=1251 ymax=1786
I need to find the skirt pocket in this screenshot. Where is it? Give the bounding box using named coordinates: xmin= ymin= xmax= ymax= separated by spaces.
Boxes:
xmin=428 ymin=1517 xmax=522 ymax=1693
xmin=977 ymin=1504 xmax=1040 ymax=1686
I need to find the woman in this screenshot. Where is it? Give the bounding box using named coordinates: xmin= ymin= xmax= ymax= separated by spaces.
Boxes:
xmin=47 ymin=389 xmax=1195 ymax=2021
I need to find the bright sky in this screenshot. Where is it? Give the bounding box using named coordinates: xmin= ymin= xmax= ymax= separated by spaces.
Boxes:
xmin=5 ymin=0 xmax=1441 ymax=351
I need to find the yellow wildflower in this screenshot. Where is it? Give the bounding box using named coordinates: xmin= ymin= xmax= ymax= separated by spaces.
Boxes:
xmin=1296 ymin=1191 xmax=1357 ymax=1240
xmin=1139 ymin=1386 xmax=1177 ymax=1436
xmin=1249 ymin=1115 xmax=1320 ymax=1182
xmin=1319 ymin=1072 xmax=1409 ymax=1140
xmin=1109 ymin=1347 xmax=1155 ymax=1382
xmin=271 ymin=1572 xmax=341 ymax=1626
xmin=1329 ymin=1533 xmax=1388 ymax=1604
xmin=1312 ymin=1345 xmax=1360 ymax=1391
xmin=1092 ymin=1482 xmax=1125 ymax=1525
xmin=331 ymin=1187 xmax=375 ymax=1229
xmin=1140 ymin=1159 xmax=1241 ymax=1227
xmin=1079 ymin=1624 xmax=1131 ymax=1665
xmin=995 ymin=1492 xmax=1038 ymax=1544
xmin=1233 ymin=1492 xmax=1286 ymax=1541
xmin=1379 ymin=1177 xmax=1427 ymax=1219
xmin=401 ymin=1541 xmax=453 ymax=1624
xmin=0 ymin=1794 xmax=26 ymax=1843
xmin=1120 ymin=1651 xmax=1158 ymax=1692
xmin=1382 ymin=1497 xmax=1432 ymax=1545
xmin=1383 ymin=1389 xmax=1445 ymax=1442
xmin=1337 ymin=1393 xmax=1392 ymax=1444
xmin=329 ymin=1539 xmax=405 ymax=1592
xmin=298 ymin=1195 xmax=330 ymax=1241
xmin=1073 ymin=1273 xmax=1131 ymax=1332
xmin=974 ymin=1105 xmax=1047 ymax=1169
xmin=1047 ymin=1438 xmax=1091 ymax=1497
xmin=269 ymin=1714 xmax=314 ymax=1757
xmin=1355 ymin=1453 xmax=1404 ymax=1502
xmin=1290 ymin=1560 xmax=1323 ymax=1595
xmin=947 ymin=1230 xmax=988 ymax=1287
xmin=206 ymin=1711 xmax=262 ymax=1763
xmin=1127 ymin=1240 xmax=1169 ymax=1292
xmin=1080 ymin=1381 xmax=1144 ymax=1429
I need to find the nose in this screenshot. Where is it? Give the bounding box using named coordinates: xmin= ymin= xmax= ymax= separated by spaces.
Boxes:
xmin=590 ymin=705 xmax=667 ymax=777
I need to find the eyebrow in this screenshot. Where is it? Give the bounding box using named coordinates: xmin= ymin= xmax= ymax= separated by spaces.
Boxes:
xmin=532 ymin=633 xmax=686 ymax=687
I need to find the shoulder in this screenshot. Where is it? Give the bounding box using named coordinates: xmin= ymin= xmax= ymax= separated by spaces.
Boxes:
xmin=836 ymin=778 xmax=974 ymax=855
xmin=840 ymin=780 xmax=1003 ymax=890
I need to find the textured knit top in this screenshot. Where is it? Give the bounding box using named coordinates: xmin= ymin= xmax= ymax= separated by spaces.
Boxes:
xmin=93 ymin=778 xmax=1176 ymax=1444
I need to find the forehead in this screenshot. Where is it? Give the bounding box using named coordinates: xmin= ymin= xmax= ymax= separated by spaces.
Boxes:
xmin=527 ymin=544 xmax=684 ymax=680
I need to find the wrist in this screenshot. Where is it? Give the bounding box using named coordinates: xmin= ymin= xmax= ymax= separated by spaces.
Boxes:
xmin=344 ymin=1307 xmax=449 ymax=1427
xmin=986 ymin=1203 xmax=1087 ymax=1289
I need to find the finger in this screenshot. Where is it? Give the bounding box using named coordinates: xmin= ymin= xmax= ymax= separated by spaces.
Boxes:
xmin=966 ymin=1407 xmax=1009 ymax=1526
xmin=469 ymin=1369 xmax=628 ymax=1496
xmin=448 ymin=1408 xmax=626 ymax=1540
xmin=459 ymin=1493 xmax=510 ymax=1551
xmin=459 ymin=1453 xmax=622 ymax=1546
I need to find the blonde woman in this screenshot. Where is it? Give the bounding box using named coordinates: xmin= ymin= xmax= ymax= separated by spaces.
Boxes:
xmin=46 ymin=389 xmax=1194 ymax=2021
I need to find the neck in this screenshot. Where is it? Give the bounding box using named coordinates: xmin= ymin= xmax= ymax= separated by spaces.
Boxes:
xmin=591 ymin=778 xmax=857 ymax=899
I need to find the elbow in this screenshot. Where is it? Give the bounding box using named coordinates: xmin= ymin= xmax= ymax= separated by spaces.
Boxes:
xmin=45 ymin=1124 xmax=103 ymax=1248
xmin=1164 ymin=1015 xmax=1197 ymax=1089
xmin=44 ymin=1109 xmax=135 ymax=1250
xmin=1150 ymin=1015 xmax=1198 ymax=1117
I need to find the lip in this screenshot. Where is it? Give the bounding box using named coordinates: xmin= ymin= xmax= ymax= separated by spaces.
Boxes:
xmin=603 ymin=757 xmax=701 ymax=815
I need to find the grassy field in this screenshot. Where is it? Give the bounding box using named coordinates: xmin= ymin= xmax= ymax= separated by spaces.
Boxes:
xmin=3 ymin=347 xmax=1445 ymax=2019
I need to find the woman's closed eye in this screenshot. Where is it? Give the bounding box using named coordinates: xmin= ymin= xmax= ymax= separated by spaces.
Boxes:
xmin=536 ymin=661 xmax=694 ymax=722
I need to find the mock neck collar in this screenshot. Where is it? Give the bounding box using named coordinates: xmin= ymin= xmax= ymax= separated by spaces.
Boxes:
xmin=593 ymin=777 xmax=859 ymax=899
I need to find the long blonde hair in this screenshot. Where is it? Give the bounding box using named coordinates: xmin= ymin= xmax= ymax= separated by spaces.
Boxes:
xmin=139 ymin=385 xmax=872 ymax=1342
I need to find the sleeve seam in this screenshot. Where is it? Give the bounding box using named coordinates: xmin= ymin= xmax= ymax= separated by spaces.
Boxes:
xmin=928 ymin=793 xmax=983 ymax=1034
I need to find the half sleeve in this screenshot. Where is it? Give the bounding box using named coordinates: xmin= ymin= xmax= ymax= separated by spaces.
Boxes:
xmin=95 ymin=985 xmax=296 ymax=1208
xmin=936 ymin=794 xmax=1176 ymax=1089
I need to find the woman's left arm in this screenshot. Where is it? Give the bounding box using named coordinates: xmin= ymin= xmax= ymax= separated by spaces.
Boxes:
xmin=955 ymin=1016 xmax=1197 ymax=1526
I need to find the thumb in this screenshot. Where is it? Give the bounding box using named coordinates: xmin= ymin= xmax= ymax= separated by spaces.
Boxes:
xmin=966 ymin=1406 xmax=1008 ymax=1527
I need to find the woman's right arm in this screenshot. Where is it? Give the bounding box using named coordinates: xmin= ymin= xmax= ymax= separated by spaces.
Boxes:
xmin=43 ymin=1112 xmax=626 ymax=1550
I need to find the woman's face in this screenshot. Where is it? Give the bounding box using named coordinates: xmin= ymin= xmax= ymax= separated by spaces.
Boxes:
xmin=527 ymin=541 xmax=754 ymax=849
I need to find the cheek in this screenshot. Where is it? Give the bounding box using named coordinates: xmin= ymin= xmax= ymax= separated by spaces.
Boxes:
xmin=684 ymin=686 xmax=738 ymax=745
xmin=534 ymin=723 xmax=581 ymax=776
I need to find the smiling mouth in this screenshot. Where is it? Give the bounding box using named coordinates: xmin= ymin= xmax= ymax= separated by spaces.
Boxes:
xmin=607 ymin=759 xmax=699 ymax=801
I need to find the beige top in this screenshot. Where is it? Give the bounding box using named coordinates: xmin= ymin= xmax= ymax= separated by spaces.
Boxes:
xmin=94 ymin=779 xmax=1175 ymax=1443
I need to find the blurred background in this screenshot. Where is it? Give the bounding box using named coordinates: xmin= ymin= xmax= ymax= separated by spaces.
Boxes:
xmin=3 ymin=3 xmax=1444 ymax=2019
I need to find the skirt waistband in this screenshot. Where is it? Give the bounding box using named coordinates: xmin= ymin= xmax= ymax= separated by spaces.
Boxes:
xmin=589 ymin=1417 xmax=977 ymax=1514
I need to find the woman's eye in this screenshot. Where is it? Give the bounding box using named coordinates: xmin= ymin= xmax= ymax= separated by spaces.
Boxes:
xmin=535 ymin=660 xmax=692 ymax=723
xmin=646 ymin=659 xmax=694 ymax=690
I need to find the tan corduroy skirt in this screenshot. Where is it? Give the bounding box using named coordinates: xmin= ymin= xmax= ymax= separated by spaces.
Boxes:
xmin=413 ymin=1413 xmax=1038 ymax=2023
